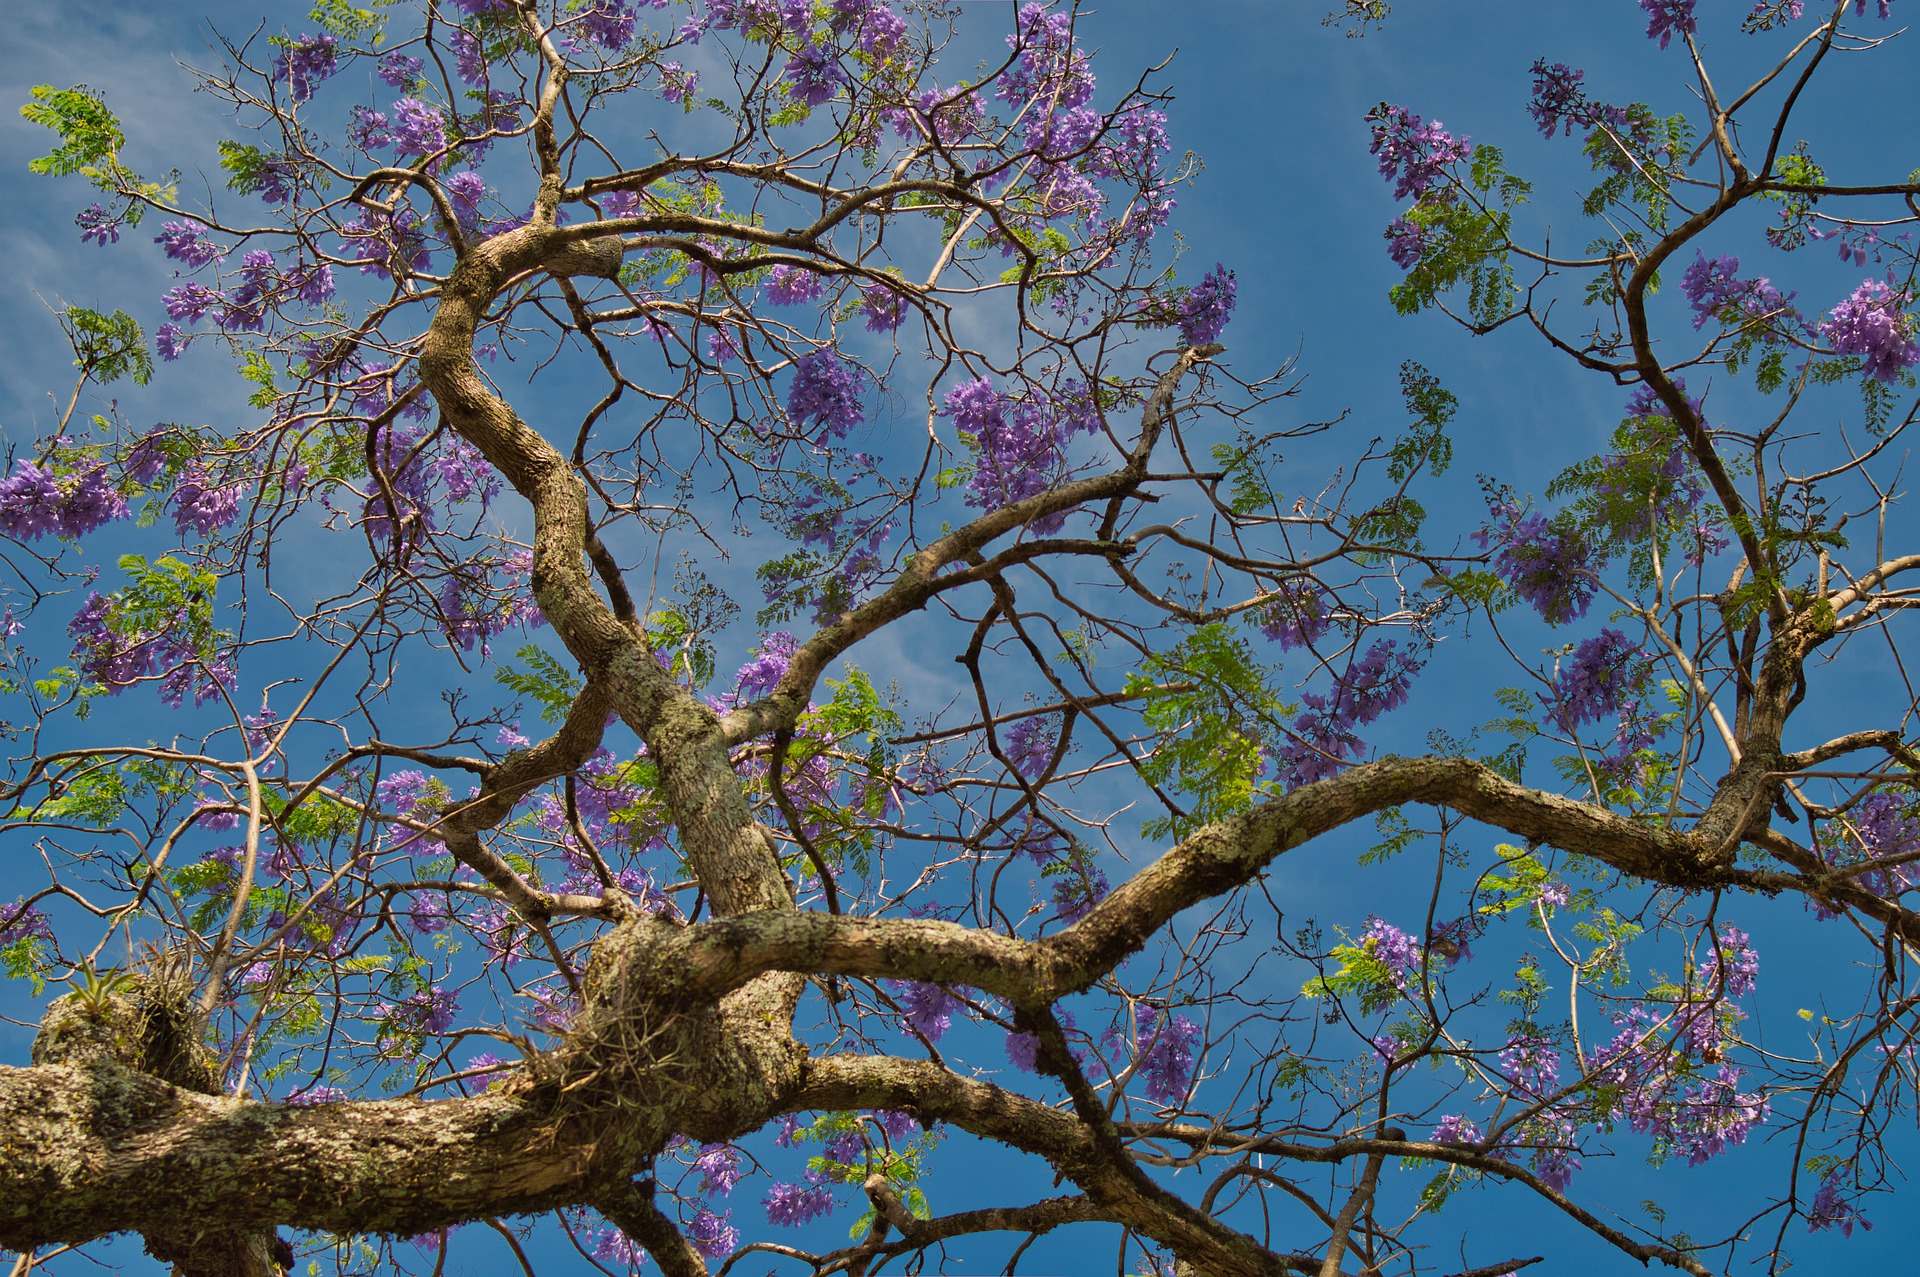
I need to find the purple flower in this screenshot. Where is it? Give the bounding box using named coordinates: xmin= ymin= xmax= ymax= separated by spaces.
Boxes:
xmin=590 ymin=1227 xmax=644 ymax=1266
xmin=997 ymin=3 xmax=1096 ymax=114
xmin=172 ymin=472 xmax=244 ymax=537
xmin=154 ymin=221 xmax=224 ymax=267
xmin=889 ymin=980 xmax=960 ymax=1041
xmin=1808 ymin=1168 xmax=1874 ymax=1236
xmin=389 ymin=98 xmax=447 ymax=157
xmin=1476 ymin=500 xmax=1598 ymax=624
xmin=287 ymin=1084 xmax=347 ymax=1105
xmin=1545 ymin=628 xmax=1639 ymax=730
xmin=1004 ymin=715 xmax=1056 ymax=781
xmin=76 ymin=203 xmax=121 ymax=247
xmin=1129 ymin=1005 xmax=1201 ymax=1104
xmin=1360 ymin=916 xmax=1421 ymax=987
xmin=734 ymin=631 xmax=798 ymax=700
xmin=1431 ymin=1114 xmax=1482 ymax=1145
xmin=786 ymin=349 xmax=866 ymax=440
xmin=0 ymin=900 xmax=53 ymax=945
xmin=1536 ymin=879 xmax=1571 ymax=909
xmin=1005 ymin=1006 xmax=1079 ymax=1072
xmin=1274 ymin=639 xmax=1422 ymax=786
xmin=1527 ymin=60 xmax=1587 ymax=138
xmin=660 ymin=61 xmax=699 ymax=104
xmin=1704 ymin=924 xmax=1759 ymax=999
xmin=409 ymin=893 xmax=450 ymax=935
xmin=0 ymin=462 xmax=69 ymax=540
xmin=764 ymin=1180 xmax=834 ymax=1226
xmin=154 ymin=323 xmax=188 ymax=361
xmin=1820 ymin=278 xmax=1920 ymax=382
xmin=784 ymin=42 xmax=842 ymax=108
xmin=1177 ymin=264 xmax=1236 ymax=346
xmin=1258 ymin=583 xmax=1330 ymax=650
xmin=382 ymin=984 xmax=459 ymax=1037
xmin=765 ymin=264 xmax=824 ymax=306
xmin=1051 ymin=864 xmax=1108 ymax=922
xmin=696 ymin=1143 xmax=743 ymax=1196
xmin=1366 ymin=103 xmax=1471 ymax=201
xmin=449 ymin=29 xmax=488 ymax=86
xmin=272 ymin=34 xmax=338 ymax=103
xmin=572 ymin=0 xmax=637 ymax=51
xmin=378 ymin=51 xmax=423 ymax=88
xmin=1385 ymin=216 xmax=1429 ymax=269
xmin=687 ymin=1209 xmax=738 ymax=1259
xmin=1640 ymin=0 xmax=1698 ymax=48
xmin=860 ymin=282 xmax=905 ymax=332
xmin=163 ymin=284 xmax=226 ymax=324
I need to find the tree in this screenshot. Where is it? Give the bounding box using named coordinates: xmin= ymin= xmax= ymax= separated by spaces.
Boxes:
xmin=4 ymin=0 xmax=1920 ymax=1274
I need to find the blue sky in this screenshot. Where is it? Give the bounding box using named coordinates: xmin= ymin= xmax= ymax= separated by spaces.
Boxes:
xmin=5 ymin=1 xmax=1920 ymax=1274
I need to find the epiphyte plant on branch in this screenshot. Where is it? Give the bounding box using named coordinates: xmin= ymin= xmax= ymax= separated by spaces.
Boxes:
xmin=2 ymin=0 xmax=1920 ymax=1275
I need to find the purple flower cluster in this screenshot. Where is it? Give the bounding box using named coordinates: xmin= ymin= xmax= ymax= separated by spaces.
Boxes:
xmin=589 ymin=1227 xmax=643 ymax=1267
xmin=1526 ymin=60 xmax=1587 ymax=138
xmin=1177 ymin=264 xmax=1236 ymax=346
xmin=764 ymin=1179 xmax=834 ymax=1226
xmin=660 ymin=61 xmax=700 ymax=104
xmin=1545 ymin=628 xmax=1639 ymax=731
xmin=884 ymin=84 xmax=984 ymax=147
xmin=696 ymin=1143 xmax=743 ymax=1196
xmin=1365 ymin=103 xmax=1472 ymax=202
xmin=1384 ymin=216 xmax=1430 ymax=269
xmin=1259 ymin=583 xmax=1330 ymax=650
xmin=1275 ymin=639 xmax=1422 ymax=787
xmin=338 ymin=209 xmax=431 ymax=280
xmin=997 ymin=3 xmax=1096 ymax=117
xmin=860 ymin=282 xmax=905 ymax=332
xmin=172 ymin=471 xmax=244 ymax=537
xmin=1431 ymin=1114 xmax=1482 ymax=1145
xmin=381 ymin=984 xmax=459 ymax=1037
xmin=786 ymin=348 xmax=866 ymax=441
xmin=1681 ymin=251 xmax=1794 ymax=335
xmin=1475 ymin=500 xmax=1598 ymax=624
xmin=946 ymin=377 xmax=1099 ymax=534
xmin=272 ymin=34 xmax=338 ymax=103
xmin=378 ymin=52 xmax=423 ymax=88
xmin=0 ymin=461 xmax=127 ymax=542
xmin=1808 ymin=1168 xmax=1874 ymax=1236
xmin=67 ymin=591 xmax=231 ymax=704
xmin=1004 ymin=715 xmax=1057 ymax=781
xmin=764 ymin=264 xmax=824 ymax=306
xmin=733 ymin=631 xmax=798 ymax=701
xmin=784 ymin=42 xmax=842 ymax=108
xmin=890 ymin=980 xmax=960 ymax=1041
xmin=76 ymin=203 xmax=121 ymax=247
xmin=1820 ymin=278 xmax=1920 ymax=383
xmin=1051 ymin=864 xmax=1109 ymax=922
xmin=1639 ymin=0 xmax=1697 ymax=48
xmin=687 ymin=1209 xmax=738 ymax=1259
xmin=1360 ymin=916 xmax=1421 ymax=989
xmin=154 ymin=221 xmax=224 ymax=267
xmin=0 ymin=900 xmax=53 ymax=946
xmin=1113 ymin=1005 xmax=1201 ymax=1104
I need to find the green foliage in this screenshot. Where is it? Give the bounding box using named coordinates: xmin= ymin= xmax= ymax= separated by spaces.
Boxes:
xmin=1302 ymin=926 xmax=1414 ymax=1014
xmin=1209 ymin=430 xmax=1285 ymax=517
xmin=1390 ymin=362 xmax=1456 ymax=482
xmin=1580 ymin=106 xmax=1694 ymax=232
xmin=308 ymin=0 xmax=393 ymax=40
xmin=1127 ymin=623 xmax=1287 ymax=841
xmin=21 ymin=85 xmax=125 ymax=181
xmin=1760 ymin=141 xmax=1825 ymax=251
xmin=495 ymin=645 xmax=583 ymax=724
xmin=1389 ymin=145 xmax=1528 ymax=322
xmin=60 ymin=306 xmax=152 ymax=387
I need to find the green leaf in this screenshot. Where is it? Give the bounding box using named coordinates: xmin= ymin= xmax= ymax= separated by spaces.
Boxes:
xmin=21 ymin=85 xmax=124 ymax=179
xmin=61 ymin=306 xmax=152 ymax=387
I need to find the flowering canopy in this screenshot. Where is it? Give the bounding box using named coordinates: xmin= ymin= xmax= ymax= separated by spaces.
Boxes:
xmin=5 ymin=3 xmax=1920 ymax=1277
